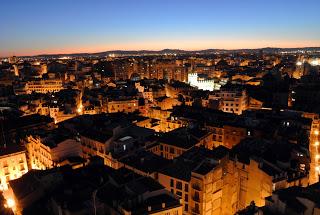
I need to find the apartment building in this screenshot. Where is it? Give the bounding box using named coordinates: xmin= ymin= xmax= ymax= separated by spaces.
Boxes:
xmin=25 ymin=79 xmax=64 ymax=94
xmin=107 ymin=98 xmax=139 ymax=113
xmin=209 ymin=87 xmax=248 ymax=115
xmin=25 ymin=129 xmax=82 ymax=170
xmin=158 ymin=146 xmax=231 ymax=215
xmin=0 ymin=145 xmax=28 ymax=191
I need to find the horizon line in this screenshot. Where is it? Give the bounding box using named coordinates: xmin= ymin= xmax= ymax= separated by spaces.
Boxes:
xmin=2 ymin=46 xmax=320 ymax=58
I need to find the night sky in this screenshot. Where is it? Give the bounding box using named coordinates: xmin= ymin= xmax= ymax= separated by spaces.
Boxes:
xmin=1 ymin=0 xmax=320 ymax=57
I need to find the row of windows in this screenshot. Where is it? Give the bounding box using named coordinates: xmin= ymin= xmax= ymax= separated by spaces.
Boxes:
xmin=164 ymin=210 xmax=179 ymax=215
xmin=160 ymin=145 xmax=182 ymax=155
xmin=224 ymin=103 xmax=240 ymax=107
xmin=170 ymin=179 xmax=189 ymax=192
xmin=0 ymin=157 xmax=25 ymax=167
xmin=213 ymin=135 xmax=223 ymax=141
xmin=1 ymin=171 xmax=25 ymax=185
xmin=1 ymin=164 xmax=25 ymax=174
xmin=223 ymin=108 xmax=240 ymax=112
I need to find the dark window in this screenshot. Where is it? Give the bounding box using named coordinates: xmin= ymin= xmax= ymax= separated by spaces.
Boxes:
xmin=194 ymin=191 xmax=199 ymax=200
xmin=185 ymin=194 xmax=188 ymax=202
xmin=170 ymin=147 xmax=174 ymax=154
xmin=176 ymin=191 xmax=182 ymax=196
xmin=170 ymin=179 xmax=174 ymax=187
xmin=195 ymin=203 xmax=199 ymax=212
xmin=185 ymin=184 xmax=188 ymax=192
xmin=176 ymin=181 xmax=182 ymax=190
xmin=185 ymin=204 xmax=188 ymax=211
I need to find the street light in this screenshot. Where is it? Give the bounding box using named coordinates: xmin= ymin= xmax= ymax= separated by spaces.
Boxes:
xmin=6 ymin=198 xmax=15 ymax=208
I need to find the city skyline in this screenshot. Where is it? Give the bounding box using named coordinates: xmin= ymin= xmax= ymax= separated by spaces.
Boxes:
xmin=1 ymin=0 xmax=320 ymax=57
xmin=1 ymin=1 xmax=320 ymax=211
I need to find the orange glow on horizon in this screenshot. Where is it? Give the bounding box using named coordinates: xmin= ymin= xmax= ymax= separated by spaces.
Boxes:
xmin=1 ymin=39 xmax=320 ymax=57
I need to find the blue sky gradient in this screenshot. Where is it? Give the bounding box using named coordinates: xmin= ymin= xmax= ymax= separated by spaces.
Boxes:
xmin=1 ymin=0 xmax=320 ymax=56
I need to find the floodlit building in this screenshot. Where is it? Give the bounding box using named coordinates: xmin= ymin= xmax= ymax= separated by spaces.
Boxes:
xmin=25 ymin=79 xmax=64 ymax=94
xmin=188 ymin=73 xmax=220 ymax=91
xmin=0 ymin=145 xmax=28 ymax=191
xmin=25 ymin=129 xmax=82 ymax=170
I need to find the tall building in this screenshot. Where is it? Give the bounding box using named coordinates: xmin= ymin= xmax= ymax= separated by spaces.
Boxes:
xmin=303 ymin=113 xmax=320 ymax=184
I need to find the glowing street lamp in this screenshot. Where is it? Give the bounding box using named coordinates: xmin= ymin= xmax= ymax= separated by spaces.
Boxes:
xmin=314 ymin=130 xmax=319 ymax=136
xmin=77 ymin=103 xmax=83 ymax=114
xmin=5 ymin=198 xmax=15 ymax=208
xmin=315 ymin=141 xmax=319 ymax=147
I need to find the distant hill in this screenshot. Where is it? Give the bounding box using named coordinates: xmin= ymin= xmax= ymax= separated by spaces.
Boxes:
xmin=18 ymin=47 xmax=320 ymax=58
